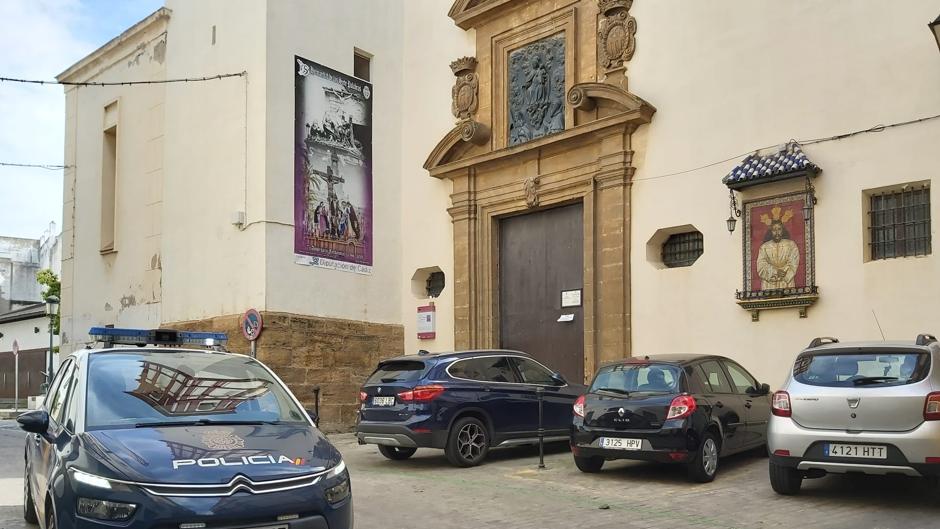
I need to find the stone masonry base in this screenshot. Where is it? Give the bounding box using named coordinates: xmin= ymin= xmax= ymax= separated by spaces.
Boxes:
xmin=168 ymin=312 xmax=404 ymax=432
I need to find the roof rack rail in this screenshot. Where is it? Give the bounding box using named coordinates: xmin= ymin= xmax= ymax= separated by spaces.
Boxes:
xmin=808 ymin=337 xmax=839 ymax=349
xmin=916 ymin=334 xmax=938 ymax=346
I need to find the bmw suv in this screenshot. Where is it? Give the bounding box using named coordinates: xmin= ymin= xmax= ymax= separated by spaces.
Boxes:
xmin=356 ymin=350 xmax=584 ymax=467
xmin=768 ymin=334 xmax=940 ymax=495
xmin=18 ymin=327 xmax=352 ymax=529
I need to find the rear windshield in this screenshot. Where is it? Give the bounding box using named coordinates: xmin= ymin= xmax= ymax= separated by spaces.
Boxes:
xmin=793 ymin=352 xmax=930 ymax=387
xmin=366 ymin=361 xmax=427 ymax=384
xmin=86 ymin=352 xmax=308 ymax=430
xmin=590 ymin=363 xmax=682 ymax=395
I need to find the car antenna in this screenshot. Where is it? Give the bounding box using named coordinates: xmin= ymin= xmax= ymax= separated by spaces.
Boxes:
xmin=871 ymin=309 xmax=886 ymax=341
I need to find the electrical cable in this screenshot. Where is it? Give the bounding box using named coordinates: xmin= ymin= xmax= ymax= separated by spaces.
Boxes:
xmin=0 ymin=71 xmax=246 ymax=86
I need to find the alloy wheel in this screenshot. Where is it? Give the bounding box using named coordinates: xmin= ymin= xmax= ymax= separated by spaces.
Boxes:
xmin=456 ymin=422 xmax=486 ymax=461
xmin=702 ymin=438 xmax=718 ymax=476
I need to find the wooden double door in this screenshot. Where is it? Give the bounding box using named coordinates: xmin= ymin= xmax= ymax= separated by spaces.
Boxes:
xmin=499 ymin=203 xmax=584 ymax=383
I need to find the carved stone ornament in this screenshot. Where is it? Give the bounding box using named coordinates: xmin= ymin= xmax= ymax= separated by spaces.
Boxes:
xmin=597 ymin=0 xmax=637 ymax=73
xmin=451 ymin=57 xmax=479 ymax=120
xmin=524 ymin=177 xmax=540 ymax=208
xmin=508 ymin=34 xmax=566 ymax=146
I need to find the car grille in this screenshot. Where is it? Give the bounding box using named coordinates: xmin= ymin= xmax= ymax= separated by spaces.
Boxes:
xmin=137 ymin=469 xmax=328 ymax=497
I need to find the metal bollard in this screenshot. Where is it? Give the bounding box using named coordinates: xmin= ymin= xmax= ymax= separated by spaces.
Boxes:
xmin=536 ymin=386 xmax=546 ymax=469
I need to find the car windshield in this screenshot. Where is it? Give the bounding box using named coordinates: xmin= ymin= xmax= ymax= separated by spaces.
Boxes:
xmin=86 ymin=351 xmax=308 ymax=430
xmin=793 ymin=351 xmax=930 ymax=387
xmin=589 ymin=363 xmax=681 ymax=394
xmin=366 ymin=360 xmax=427 ymax=384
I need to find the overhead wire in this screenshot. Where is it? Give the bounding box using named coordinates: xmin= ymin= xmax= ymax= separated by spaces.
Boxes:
xmin=0 ymin=71 xmax=246 ymax=86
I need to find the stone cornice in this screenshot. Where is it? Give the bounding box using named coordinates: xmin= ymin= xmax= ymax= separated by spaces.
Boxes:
xmin=448 ymin=0 xmax=520 ymax=30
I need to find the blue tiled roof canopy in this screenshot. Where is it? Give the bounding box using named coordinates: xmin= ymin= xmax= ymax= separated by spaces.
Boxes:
xmin=723 ymin=142 xmax=820 ymax=190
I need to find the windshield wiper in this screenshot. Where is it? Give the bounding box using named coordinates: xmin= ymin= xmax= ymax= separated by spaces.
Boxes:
xmin=852 ymin=376 xmax=899 ymax=386
xmin=594 ymin=387 xmax=631 ymax=396
xmin=135 ymin=419 xmax=282 ymax=428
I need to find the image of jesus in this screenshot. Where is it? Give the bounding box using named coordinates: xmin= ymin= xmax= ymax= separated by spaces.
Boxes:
xmin=756 ymin=220 xmax=800 ymax=290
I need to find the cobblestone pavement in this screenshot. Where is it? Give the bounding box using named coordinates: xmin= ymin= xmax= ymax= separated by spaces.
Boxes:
xmin=2 ymin=421 xmax=938 ymax=529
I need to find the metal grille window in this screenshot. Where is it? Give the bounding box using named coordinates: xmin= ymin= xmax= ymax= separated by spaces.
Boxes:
xmin=869 ymin=186 xmax=931 ymax=260
xmin=662 ymin=231 xmax=704 ymax=268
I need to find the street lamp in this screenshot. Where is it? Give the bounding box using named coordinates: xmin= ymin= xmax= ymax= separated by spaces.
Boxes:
xmin=44 ymin=295 xmax=59 ymax=387
xmin=930 ymin=15 xmax=940 ymax=55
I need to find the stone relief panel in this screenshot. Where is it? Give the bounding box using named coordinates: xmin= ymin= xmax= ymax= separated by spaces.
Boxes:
xmin=508 ymin=33 xmax=566 ymax=146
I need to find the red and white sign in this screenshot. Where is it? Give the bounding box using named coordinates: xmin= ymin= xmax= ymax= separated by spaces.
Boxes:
xmin=11 ymin=340 xmax=18 ymax=357
xmin=241 ymin=309 xmax=264 ymax=341
xmin=417 ymin=305 xmax=436 ymax=340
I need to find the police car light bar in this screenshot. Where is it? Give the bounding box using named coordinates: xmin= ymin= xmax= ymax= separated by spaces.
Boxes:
xmin=89 ymin=327 xmax=228 ymax=348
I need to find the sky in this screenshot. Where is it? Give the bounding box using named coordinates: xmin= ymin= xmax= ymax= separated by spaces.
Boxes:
xmin=0 ymin=0 xmax=163 ymax=239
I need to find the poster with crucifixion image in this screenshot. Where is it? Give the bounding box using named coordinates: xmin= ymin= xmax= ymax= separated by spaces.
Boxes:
xmin=294 ymin=55 xmax=373 ymax=274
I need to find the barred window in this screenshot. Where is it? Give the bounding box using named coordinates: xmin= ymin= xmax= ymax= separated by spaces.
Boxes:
xmin=869 ymin=185 xmax=931 ymax=260
xmin=662 ymin=231 xmax=704 ymax=268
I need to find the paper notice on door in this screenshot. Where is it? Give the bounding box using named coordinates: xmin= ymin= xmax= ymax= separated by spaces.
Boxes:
xmin=561 ymin=289 xmax=582 ymax=308
xmin=557 ymin=314 xmax=575 ymax=322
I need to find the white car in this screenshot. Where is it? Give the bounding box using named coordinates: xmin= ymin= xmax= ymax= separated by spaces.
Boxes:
xmin=768 ymin=334 xmax=940 ymax=494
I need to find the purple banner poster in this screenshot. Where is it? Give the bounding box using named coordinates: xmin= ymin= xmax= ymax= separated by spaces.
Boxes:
xmin=294 ymin=55 xmax=373 ymax=274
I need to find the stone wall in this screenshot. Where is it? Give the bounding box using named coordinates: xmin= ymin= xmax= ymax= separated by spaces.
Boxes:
xmin=169 ymin=311 xmax=404 ymax=432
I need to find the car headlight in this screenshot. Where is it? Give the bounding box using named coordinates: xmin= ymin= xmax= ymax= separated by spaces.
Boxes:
xmin=77 ymin=498 xmax=137 ymax=521
xmin=324 ymin=459 xmax=349 ymax=504
xmin=72 ymin=469 xmax=114 ymax=489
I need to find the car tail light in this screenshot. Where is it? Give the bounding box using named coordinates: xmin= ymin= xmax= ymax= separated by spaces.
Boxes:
xmin=666 ymin=395 xmax=696 ymax=420
xmin=359 ymin=391 xmax=367 ymax=403
xmin=397 ymin=385 xmax=445 ymax=402
xmin=573 ymin=395 xmax=585 ymax=418
xmin=773 ymin=449 xmax=790 ymax=457
xmin=926 ymin=457 xmax=940 ymax=464
xmin=772 ymin=391 xmax=792 ymax=417
xmin=924 ymin=392 xmax=940 ymax=421
xmin=667 ymin=451 xmax=688 ymax=461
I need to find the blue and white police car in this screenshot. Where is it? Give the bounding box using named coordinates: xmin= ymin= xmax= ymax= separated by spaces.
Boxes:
xmin=18 ymin=327 xmax=352 ymax=529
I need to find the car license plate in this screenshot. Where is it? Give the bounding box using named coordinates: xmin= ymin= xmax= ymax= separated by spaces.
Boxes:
xmin=372 ymin=396 xmax=396 ymax=406
xmin=598 ymin=437 xmax=642 ymax=450
xmin=825 ymin=443 xmax=887 ymax=459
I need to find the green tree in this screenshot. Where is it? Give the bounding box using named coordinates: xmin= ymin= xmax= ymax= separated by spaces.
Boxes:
xmin=36 ymin=269 xmax=60 ymax=335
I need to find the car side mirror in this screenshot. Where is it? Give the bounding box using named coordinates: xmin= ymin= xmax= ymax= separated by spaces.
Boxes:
xmin=17 ymin=410 xmax=49 ymax=435
xmin=306 ymin=409 xmax=319 ymax=427
xmin=550 ymin=372 xmax=567 ymax=386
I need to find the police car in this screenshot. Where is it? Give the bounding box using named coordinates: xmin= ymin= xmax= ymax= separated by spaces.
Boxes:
xmin=18 ymin=327 xmax=352 ymax=529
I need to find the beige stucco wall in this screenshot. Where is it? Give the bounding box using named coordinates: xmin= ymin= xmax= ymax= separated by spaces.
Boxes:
xmin=59 ymin=15 xmax=168 ymax=351
xmin=628 ymin=0 xmax=940 ymax=388
xmin=398 ymin=0 xmax=474 ymax=355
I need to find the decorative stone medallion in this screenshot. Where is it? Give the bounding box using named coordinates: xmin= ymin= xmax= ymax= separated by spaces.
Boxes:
xmin=524 ymin=177 xmax=540 ymax=208
xmin=597 ymin=0 xmax=637 ymax=74
xmin=508 ymin=33 xmax=566 ymax=146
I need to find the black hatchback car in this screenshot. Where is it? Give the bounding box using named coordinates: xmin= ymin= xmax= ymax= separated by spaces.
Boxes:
xmin=356 ymin=350 xmax=585 ymax=467
xmin=571 ymin=354 xmax=772 ymax=482
xmin=19 ymin=328 xmax=351 ymax=529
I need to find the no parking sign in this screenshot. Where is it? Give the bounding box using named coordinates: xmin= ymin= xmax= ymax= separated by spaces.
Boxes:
xmin=241 ymin=309 xmax=263 ymax=341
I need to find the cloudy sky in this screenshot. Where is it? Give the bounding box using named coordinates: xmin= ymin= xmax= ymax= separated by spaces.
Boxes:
xmin=0 ymin=0 xmax=162 ymax=239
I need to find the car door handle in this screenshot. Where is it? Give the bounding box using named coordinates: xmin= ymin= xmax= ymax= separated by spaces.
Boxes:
xmin=715 ymin=401 xmax=724 ymax=408
xmin=33 ymin=434 xmax=41 ymax=446
xmin=745 ymin=402 xmax=752 ymax=409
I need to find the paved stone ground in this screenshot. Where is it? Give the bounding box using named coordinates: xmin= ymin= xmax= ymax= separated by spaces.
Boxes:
xmin=2 ymin=421 xmax=939 ymax=529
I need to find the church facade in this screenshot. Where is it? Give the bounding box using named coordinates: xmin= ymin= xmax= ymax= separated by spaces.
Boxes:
xmin=59 ymin=0 xmax=940 ymax=429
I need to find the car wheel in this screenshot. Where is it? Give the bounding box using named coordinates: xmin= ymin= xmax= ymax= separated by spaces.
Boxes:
xmin=687 ymin=431 xmax=720 ymax=483
xmin=573 ymin=455 xmax=604 ymax=473
xmin=23 ymin=464 xmax=38 ymax=524
xmin=769 ymin=461 xmax=803 ymax=495
xmin=377 ymin=445 xmax=417 ymax=460
xmin=445 ymin=417 xmax=489 ymax=467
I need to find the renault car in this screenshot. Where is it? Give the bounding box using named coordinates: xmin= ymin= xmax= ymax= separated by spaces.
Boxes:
xmin=768 ymin=334 xmax=940 ymax=495
xmin=18 ymin=327 xmax=352 ymax=529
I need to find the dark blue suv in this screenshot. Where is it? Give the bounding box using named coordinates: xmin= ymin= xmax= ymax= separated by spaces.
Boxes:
xmin=18 ymin=328 xmax=352 ymax=529
xmin=355 ymin=350 xmax=584 ymax=467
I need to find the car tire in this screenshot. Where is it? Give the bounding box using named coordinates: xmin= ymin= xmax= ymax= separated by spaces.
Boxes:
xmin=573 ymin=455 xmax=604 ymax=473
xmin=687 ymin=431 xmax=721 ymax=483
xmin=445 ymin=417 xmax=489 ymax=467
xmin=23 ymin=464 xmax=37 ymax=524
xmin=769 ymin=461 xmax=803 ymax=495
xmin=377 ymin=445 xmax=417 ymax=460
